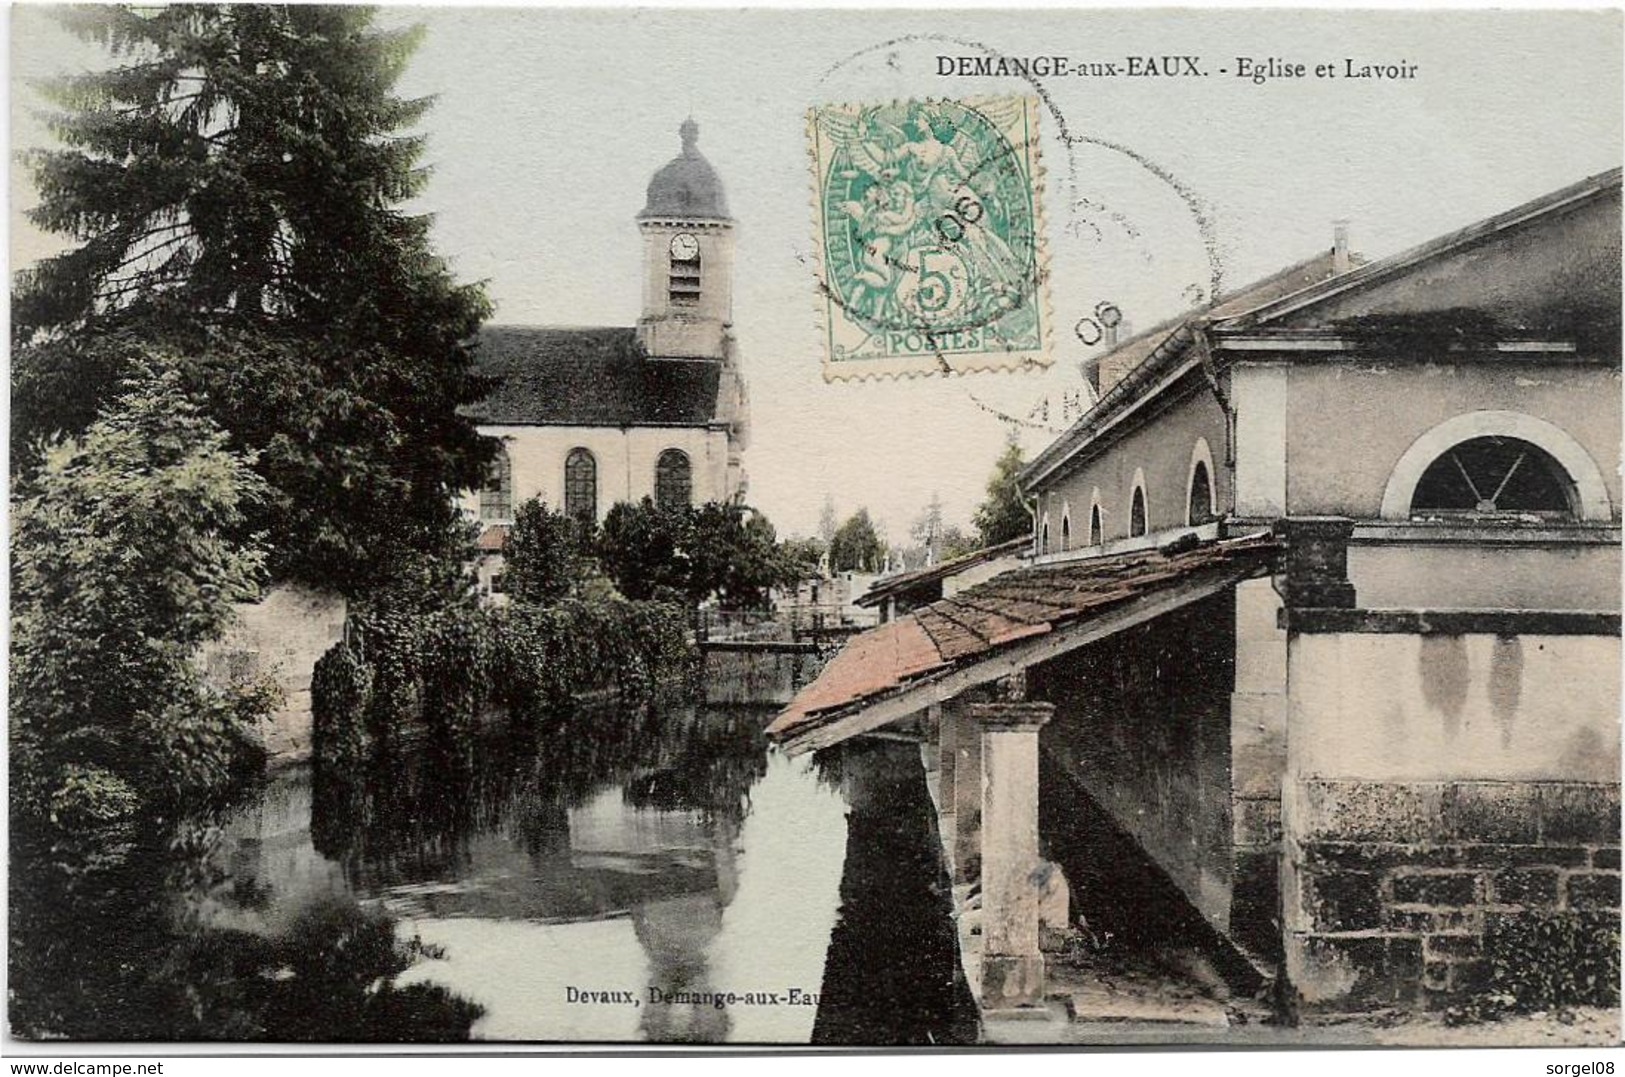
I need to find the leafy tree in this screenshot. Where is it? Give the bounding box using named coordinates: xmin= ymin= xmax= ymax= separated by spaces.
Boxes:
xmin=779 ymin=535 xmax=826 ymax=580
xmin=973 ymin=432 xmax=1033 ymax=546
xmin=12 ymin=5 xmax=493 ymax=592
xmin=687 ymin=501 xmax=801 ymax=610
xmin=829 ymin=508 xmax=885 ymax=573
xmin=10 ymin=352 xmax=273 ymax=827
xmin=597 ymin=498 xmax=800 ymax=609
xmin=909 ymin=492 xmax=978 ymax=564
xmin=910 ymin=493 xmax=946 ymax=561
xmin=598 ymin=498 xmax=692 ymax=603
xmin=817 ymin=494 xmax=839 ymax=547
xmin=503 ymin=499 xmax=599 ymax=604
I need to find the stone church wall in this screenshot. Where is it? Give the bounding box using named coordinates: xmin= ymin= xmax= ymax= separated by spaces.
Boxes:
xmin=463 ymin=423 xmax=734 ymax=521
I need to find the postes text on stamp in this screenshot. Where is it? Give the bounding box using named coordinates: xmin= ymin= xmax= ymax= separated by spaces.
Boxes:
xmin=809 ymin=96 xmax=1052 ymax=381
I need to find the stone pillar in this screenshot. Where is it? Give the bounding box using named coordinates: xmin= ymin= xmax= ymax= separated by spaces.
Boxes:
xmin=947 ymin=698 xmax=982 ymax=885
xmin=971 ymin=699 xmax=1055 ymax=1010
xmin=1272 ymin=516 xmax=1357 ymax=611
xmin=936 ymin=701 xmax=956 ymax=817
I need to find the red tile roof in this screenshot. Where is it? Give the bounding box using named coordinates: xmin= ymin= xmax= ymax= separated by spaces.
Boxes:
xmin=477 ymin=523 xmax=511 ymax=552
xmin=767 ymin=532 xmax=1280 ymax=744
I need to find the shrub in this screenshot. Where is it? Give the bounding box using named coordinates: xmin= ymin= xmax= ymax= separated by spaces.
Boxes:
xmin=10 ymin=356 xmax=272 ymax=826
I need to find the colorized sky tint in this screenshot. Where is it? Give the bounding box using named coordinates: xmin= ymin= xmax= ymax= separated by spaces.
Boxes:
xmin=12 ymin=6 xmax=1622 ymax=540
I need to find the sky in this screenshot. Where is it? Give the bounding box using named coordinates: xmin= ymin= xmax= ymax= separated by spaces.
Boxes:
xmin=11 ymin=6 xmax=1623 ymax=540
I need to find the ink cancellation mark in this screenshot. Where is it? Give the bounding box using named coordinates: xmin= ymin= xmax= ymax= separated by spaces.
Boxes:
xmin=808 ymin=96 xmax=1053 ymax=381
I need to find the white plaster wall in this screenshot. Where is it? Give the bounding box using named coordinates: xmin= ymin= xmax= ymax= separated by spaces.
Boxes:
xmin=1349 ymin=543 xmax=1621 ymax=612
xmin=942 ymin=554 xmax=1023 ymax=598
xmin=1231 ymin=362 xmax=1288 ymax=518
xmin=459 ymin=424 xmax=735 ymax=520
xmin=1288 ymin=631 xmax=1621 ymax=783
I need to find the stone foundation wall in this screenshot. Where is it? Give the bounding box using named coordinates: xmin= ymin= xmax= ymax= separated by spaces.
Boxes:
xmin=201 ymin=585 xmax=347 ymax=764
xmin=1285 ymin=778 xmax=1622 ymax=1009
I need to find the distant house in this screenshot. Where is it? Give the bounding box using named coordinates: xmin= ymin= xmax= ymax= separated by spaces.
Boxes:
xmin=771 ymin=169 xmax=1622 ymax=1018
xmin=459 ymin=120 xmax=749 ymax=588
xmin=856 ymin=536 xmax=1030 ymax=623
xmin=777 ymin=571 xmax=881 ymax=630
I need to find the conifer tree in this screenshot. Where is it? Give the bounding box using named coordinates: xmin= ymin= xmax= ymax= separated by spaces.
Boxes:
xmin=13 ymin=5 xmax=493 ymax=591
xmin=973 ymin=431 xmax=1033 ymax=546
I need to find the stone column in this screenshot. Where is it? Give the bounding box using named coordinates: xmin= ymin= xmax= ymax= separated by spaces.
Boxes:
xmin=1272 ymin=516 xmax=1357 ymax=611
xmin=971 ymin=699 xmax=1055 ymax=1010
xmin=936 ymin=701 xmax=956 ymax=817
xmin=947 ymin=697 xmax=982 ymax=885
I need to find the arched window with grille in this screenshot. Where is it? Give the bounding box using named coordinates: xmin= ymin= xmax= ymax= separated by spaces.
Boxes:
xmin=655 ymin=449 xmax=692 ymax=511
xmin=480 ymin=446 xmax=513 ymax=522
xmin=1409 ymin=436 xmax=1576 ymax=520
xmin=1061 ymin=512 xmax=1071 ymax=551
xmin=1041 ymin=518 xmax=1050 ymax=555
xmin=1089 ymin=503 xmax=1103 ymax=546
xmin=1130 ymin=486 xmax=1147 ymax=537
xmin=565 ymin=447 xmax=597 ymax=520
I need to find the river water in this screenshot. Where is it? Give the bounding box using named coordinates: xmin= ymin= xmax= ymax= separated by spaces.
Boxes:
xmin=168 ymin=705 xmax=977 ymax=1045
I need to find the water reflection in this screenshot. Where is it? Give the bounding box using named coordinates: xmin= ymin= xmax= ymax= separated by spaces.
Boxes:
xmin=207 ymin=702 xmax=849 ymax=1043
xmin=810 ymin=741 xmax=980 ymax=1046
xmin=14 ymin=700 xmax=975 ymax=1045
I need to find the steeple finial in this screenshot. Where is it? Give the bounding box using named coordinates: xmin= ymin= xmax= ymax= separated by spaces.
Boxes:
xmin=680 ymin=117 xmax=699 ymax=153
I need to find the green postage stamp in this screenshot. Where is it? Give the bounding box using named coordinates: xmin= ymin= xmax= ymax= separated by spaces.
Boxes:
xmin=808 ymin=96 xmax=1052 ymax=381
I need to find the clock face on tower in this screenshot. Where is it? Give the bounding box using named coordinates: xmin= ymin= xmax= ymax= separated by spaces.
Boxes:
xmin=669 ymin=233 xmax=700 ymax=261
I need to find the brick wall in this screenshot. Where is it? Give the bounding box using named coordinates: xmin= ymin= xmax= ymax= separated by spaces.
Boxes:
xmin=1286 ymin=778 xmax=1622 ymax=1009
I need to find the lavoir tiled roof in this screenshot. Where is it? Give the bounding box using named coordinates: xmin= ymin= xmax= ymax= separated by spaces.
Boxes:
xmin=767 ymin=533 xmax=1280 ymax=751
xmin=464 ymin=326 xmax=723 ymax=427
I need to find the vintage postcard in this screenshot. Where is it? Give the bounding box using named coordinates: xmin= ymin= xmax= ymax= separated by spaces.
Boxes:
xmin=7 ymin=2 xmax=1622 ymax=1059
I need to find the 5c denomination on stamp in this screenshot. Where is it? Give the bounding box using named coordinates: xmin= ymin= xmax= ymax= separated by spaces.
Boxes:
xmin=808 ymin=95 xmax=1053 ymax=380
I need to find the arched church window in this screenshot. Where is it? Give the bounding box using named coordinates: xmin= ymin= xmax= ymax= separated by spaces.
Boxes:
xmin=1089 ymin=504 xmax=1103 ymax=546
xmin=1130 ymin=486 xmax=1147 ymax=537
xmin=1041 ymin=519 xmax=1050 ymax=555
xmin=565 ymin=448 xmax=597 ymax=521
xmin=1409 ymin=436 xmax=1576 ymax=520
xmin=480 ymin=447 xmax=513 ymax=522
xmin=1189 ymin=461 xmax=1216 ymax=525
xmin=1061 ymin=513 xmax=1071 ymax=551
xmin=655 ymin=449 xmax=692 ymax=510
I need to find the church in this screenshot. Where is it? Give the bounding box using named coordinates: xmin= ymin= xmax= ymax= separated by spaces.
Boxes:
xmin=459 ymin=119 xmax=750 ymax=543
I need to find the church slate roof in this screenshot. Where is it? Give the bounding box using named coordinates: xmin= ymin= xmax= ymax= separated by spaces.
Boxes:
xmin=638 ymin=120 xmax=731 ymax=221
xmin=464 ymin=325 xmax=723 ymax=427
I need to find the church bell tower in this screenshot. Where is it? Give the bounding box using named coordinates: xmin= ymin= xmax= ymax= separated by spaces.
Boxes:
xmin=636 ymin=120 xmax=735 ymax=359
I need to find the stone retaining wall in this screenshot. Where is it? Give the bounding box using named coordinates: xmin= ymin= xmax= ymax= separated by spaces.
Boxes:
xmin=1285 ymin=778 xmax=1621 ymax=1008
xmin=201 ymin=586 xmax=347 ymax=764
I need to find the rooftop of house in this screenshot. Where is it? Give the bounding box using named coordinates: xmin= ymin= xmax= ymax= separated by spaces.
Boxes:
xmin=855 ymin=536 xmax=1031 ymax=608
xmin=462 ymin=325 xmax=724 ymax=428
xmin=1023 ymin=167 xmax=1624 ymax=492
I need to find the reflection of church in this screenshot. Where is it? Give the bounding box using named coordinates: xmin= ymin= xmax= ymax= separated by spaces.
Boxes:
xmin=460 ymin=120 xmax=750 ymax=538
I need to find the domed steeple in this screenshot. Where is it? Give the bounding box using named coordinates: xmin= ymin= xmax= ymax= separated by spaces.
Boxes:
xmin=638 ymin=119 xmax=731 ymax=221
